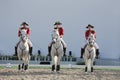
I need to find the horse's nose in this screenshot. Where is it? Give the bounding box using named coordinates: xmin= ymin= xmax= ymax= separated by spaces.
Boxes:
xmin=52 ymin=39 xmax=57 ymax=44
xmin=53 ymin=39 xmax=56 ymax=42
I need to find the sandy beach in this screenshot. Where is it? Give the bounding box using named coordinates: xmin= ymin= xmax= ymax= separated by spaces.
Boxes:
xmin=0 ymin=66 xmax=120 ymax=80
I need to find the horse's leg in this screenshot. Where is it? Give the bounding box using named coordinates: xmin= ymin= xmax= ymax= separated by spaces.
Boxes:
xmin=24 ymin=63 xmax=28 ymax=71
xmin=18 ymin=59 xmax=21 ymax=70
xmin=24 ymin=56 xmax=29 ymax=71
xmin=85 ymin=58 xmax=88 ymax=72
xmin=18 ymin=49 xmax=24 ymax=71
xmin=91 ymin=58 xmax=94 ymax=72
xmin=27 ymin=55 xmax=31 ymax=70
xmin=22 ymin=63 xmax=24 ymax=69
xmin=91 ymin=51 xmax=95 ymax=72
xmin=56 ymin=53 xmax=62 ymax=71
xmin=88 ymin=59 xmax=92 ymax=72
xmin=56 ymin=57 xmax=60 ymax=72
xmin=51 ymin=52 xmax=55 ymax=71
xmin=18 ymin=54 xmax=22 ymax=70
xmin=91 ymin=66 xmax=93 ymax=72
xmin=83 ymin=54 xmax=88 ymax=72
xmin=85 ymin=53 xmax=91 ymax=72
xmin=54 ymin=55 xmax=58 ymax=72
xmin=21 ymin=56 xmax=25 ymax=69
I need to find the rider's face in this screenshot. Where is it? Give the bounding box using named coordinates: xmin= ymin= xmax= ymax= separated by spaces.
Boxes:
xmin=22 ymin=24 xmax=27 ymax=27
xmin=88 ymin=27 xmax=92 ymax=30
xmin=56 ymin=25 xmax=61 ymax=28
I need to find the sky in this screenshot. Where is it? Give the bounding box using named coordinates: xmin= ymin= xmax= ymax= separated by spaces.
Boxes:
xmin=0 ymin=0 xmax=120 ymax=59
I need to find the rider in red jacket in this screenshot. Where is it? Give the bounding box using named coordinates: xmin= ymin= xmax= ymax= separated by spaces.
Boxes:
xmin=85 ymin=26 xmax=96 ymax=40
xmin=54 ymin=23 xmax=64 ymax=38
xmin=18 ymin=25 xmax=30 ymax=37
xmin=48 ymin=21 xmax=67 ymax=56
xmin=15 ymin=22 xmax=33 ymax=56
xmin=81 ymin=24 xmax=100 ymax=59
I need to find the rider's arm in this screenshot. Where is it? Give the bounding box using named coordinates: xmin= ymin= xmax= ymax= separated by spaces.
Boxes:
xmin=85 ymin=30 xmax=89 ymax=40
xmin=18 ymin=28 xmax=21 ymax=37
xmin=59 ymin=27 xmax=64 ymax=38
xmin=93 ymin=31 xmax=96 ymax=41
xmin=26 ymin=28 xmax=30 ymax=38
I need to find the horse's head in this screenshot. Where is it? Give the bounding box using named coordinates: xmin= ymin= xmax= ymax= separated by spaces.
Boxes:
xmin=20 ymin=29 xmax=28 ymax=42
xmin=88 ymin=33 xmax=95 ymax=47
xmin=51 ymin=29 xmax=60 ymax=43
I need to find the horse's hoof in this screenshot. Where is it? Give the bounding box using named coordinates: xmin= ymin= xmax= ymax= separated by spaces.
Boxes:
xmin=52 ymin=65 xmax=55 ymax=71
xmin=56 ymin=65 xmax=60 ymax=71
xmin=18 ymin=64 xmax=21 ymax=70
xmin=85 ymin=67 xmax=87 ymax=72
xmin=91 ymin=67 xmax=93 ymax=72
xmin=24 ymin=64 xmax=28 ymax=70
xmin=22 ymin=63 xmax=24 ymax=69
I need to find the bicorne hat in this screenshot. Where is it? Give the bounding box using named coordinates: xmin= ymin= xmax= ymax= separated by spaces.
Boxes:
xmin=54 ymin=21 xmax=62 ymax=25
xmin=86 ymin=24 xmax=94 ymax=28
xmin=21 ymin=22 xmax=29 ymax=26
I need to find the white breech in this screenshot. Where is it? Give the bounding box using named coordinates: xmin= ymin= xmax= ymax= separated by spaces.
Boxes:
xmin=60 ymin=38 xmax=67 ymax=48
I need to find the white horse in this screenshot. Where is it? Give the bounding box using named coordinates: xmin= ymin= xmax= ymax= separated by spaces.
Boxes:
xmin=51 ymin=29 xmax=63 ymax=72
xmin=83 ymin=33 xmax=96 ymax=72
xmin=17 ymin=29 xmax=31 ymax=71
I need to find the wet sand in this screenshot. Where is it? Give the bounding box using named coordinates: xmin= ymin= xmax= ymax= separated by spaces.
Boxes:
xmin=0 ymin=68 xmax=120 ymax=80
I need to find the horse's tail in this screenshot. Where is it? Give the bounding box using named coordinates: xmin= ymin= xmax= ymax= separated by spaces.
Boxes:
xmin=54 ymin=56 xmax=58 ymax=67
xmin=87 ymin=59 xmax=91 ymax=72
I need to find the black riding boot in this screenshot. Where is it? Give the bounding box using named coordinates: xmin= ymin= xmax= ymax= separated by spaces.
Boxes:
xmin=96 ymin=49 xmax=100 ymax=59
xmin=63 ymin=47 xmax=66 ymax=56
xmin=80 ymin=48 xmax=84 ymax=58
xmin=29 ymin=47 xmax=33 ymax=56
xmin=15 ymin=46 xmax=17 ymax=56
xmin=48 ymin=46 xmax=51 ymax=56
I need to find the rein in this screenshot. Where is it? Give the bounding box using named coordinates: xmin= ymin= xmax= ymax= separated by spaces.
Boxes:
xmin=87 ymin=48 xmax=93 ymax=54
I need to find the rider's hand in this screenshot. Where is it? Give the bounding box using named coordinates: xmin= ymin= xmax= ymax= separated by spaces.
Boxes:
xmin=60 ymin=35 xmax=63 ymax=38
xmin=27 ymin=35 xmax=30 ymax=38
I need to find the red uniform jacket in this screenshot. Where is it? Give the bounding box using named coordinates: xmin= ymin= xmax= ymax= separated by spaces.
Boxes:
xmin=85 ymin=29 xmax=96 ymax=40
xmin=18 ymin=27 xmax=30 ymax=37
xmin=58 ymin=27 xmax=64 ymax=38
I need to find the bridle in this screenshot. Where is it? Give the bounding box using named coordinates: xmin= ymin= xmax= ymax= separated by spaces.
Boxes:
xmin=87 ymin=34 xmax=95 ymax=47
